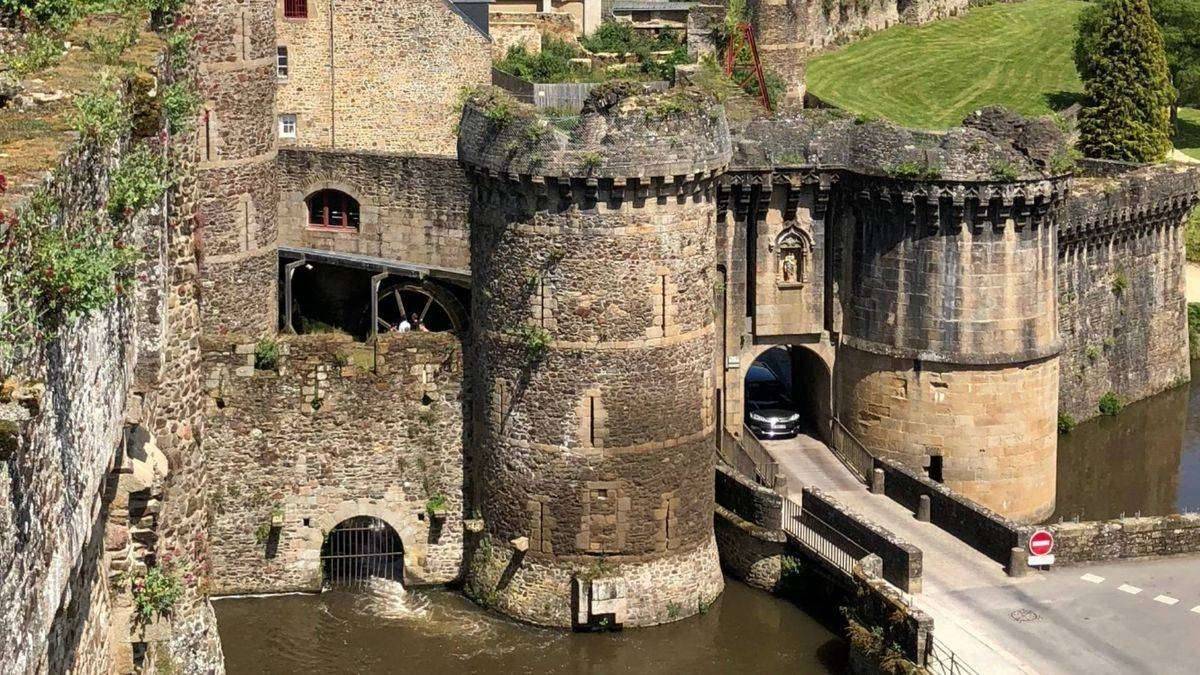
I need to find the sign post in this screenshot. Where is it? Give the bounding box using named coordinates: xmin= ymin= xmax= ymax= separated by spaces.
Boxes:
xmin=1028 ymin=529 xmax=1055 ymax=566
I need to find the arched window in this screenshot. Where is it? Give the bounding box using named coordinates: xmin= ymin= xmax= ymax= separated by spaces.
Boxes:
xmin=306 ymin=189 xmax=360 ymax=229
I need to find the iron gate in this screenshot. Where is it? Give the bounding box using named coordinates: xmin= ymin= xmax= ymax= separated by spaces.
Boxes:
xmin=320 ymin=516 xmax=405 ymax=588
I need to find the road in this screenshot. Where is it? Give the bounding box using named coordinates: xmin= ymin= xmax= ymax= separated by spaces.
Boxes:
xmin=765 ymin=434 xmax=1200 ymax=675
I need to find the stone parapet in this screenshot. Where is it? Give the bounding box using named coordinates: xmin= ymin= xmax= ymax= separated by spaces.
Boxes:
xmin=802 ymin=487 xmax=923 ymax=594
xmin=1048 ymin=514 xmax=1200 ymax=565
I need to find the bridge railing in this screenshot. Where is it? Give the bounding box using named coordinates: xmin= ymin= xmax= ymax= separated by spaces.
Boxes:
xmin=717 ymin=426 xmax=786 ymax=491
xmin=781 ymin=498 xmax=870 ymax=576
xmin=830 ymin=417 xmax=875 ymax=482
xmin=926 ymin=636 xmax=980 ymax=675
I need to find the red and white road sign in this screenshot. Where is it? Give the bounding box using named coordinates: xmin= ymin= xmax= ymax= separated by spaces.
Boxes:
xmin=1027 ymin=529 xmax=1055 ymax=565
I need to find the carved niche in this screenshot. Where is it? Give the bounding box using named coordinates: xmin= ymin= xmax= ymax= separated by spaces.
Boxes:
xmin=771 ymin=223 xmax=814 ymax=288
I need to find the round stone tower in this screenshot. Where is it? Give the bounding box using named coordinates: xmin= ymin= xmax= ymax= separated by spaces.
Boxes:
xmin=190 ymin=0 xmax=279 ymax=336
xmin=837 ymin=172 xmax=1069 ymax=524
xmin=458 ymin=85 xmax=730 ymax=628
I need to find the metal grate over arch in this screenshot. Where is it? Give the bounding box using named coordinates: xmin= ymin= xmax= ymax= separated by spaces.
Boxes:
xmin=320 ymin=516 xmax=404 ymax=588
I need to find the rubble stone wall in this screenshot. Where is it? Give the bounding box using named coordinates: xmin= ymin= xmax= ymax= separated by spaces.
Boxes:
xmin=204 ymin=333 xmax=466 ymax=593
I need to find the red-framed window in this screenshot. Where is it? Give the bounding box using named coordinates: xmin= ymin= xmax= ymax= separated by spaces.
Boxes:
xmin=306 ymin=190 xmax=360 ymax=229
xmin=284 ymin=0 xmax=308 ymax=19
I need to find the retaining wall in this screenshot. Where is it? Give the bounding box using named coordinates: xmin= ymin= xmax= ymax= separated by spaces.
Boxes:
xmin=1049 ymin=514 xmax=1200 ymax=565
xmin=715 ymin=463 xmax=783 ymax=529
xmin=713 ymin=505 xmax=786 ymax=591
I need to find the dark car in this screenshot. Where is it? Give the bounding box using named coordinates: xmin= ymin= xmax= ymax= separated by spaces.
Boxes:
xmin=744 ymin=364 xmax=801 ymax=440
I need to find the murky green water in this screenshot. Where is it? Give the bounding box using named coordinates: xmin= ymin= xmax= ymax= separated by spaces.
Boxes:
xmin=214 ymin=578 xmax=843 ymax=674
xmin=1052 ymin=361 xmax=1200 ymax=522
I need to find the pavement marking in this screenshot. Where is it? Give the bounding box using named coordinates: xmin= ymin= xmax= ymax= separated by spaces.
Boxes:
xmin=1118 ymin=584 xmax=1142 ymax=595
xmin=1153 ymin=595 xmax=1180 ymax=606
xmin=1191 ymin=606 xmax=1200 ymax=615
xmin=1080 ymin=574 xmax=1105 ymax=584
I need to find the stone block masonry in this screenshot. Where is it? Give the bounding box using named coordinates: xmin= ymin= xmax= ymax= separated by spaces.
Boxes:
xmin=1049 ymin=513 xmax=1200 ymax=565
xmin=204 ymin=333 xmax=466 ymax=593
xmin=802 ymin=487 xmax=923 ymax=594
xmin=1057 ymin=163 xmax=1200 ymax=423
xmin=276 ymin=149 xmax=472 ymax=271
xmin=275 ymin=0 xmax=491 ymax=156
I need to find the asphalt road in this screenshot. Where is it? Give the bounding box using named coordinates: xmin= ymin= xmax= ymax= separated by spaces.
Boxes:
xmin=765 ymin=434 xmax=1200 ymax=675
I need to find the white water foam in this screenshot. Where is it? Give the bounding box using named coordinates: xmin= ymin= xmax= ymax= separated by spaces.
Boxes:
xmin=360 ymin=578 xmax=431 ymax=621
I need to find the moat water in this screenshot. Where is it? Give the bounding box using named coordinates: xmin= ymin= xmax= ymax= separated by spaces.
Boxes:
xmin=214 ymin=578 xmax=843 ymax=674
xmin=1051 ymin=360 xmax=1200 ymax=522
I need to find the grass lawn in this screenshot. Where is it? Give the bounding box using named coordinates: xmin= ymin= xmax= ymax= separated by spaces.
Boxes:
xmin=806 ymin=0 xmax=1086 ymax=130
xmin=1177 ymin=108 xmax=1200 ymax=160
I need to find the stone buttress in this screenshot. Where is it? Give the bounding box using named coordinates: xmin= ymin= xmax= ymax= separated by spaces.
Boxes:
xmin=458 ymin=86 xmax=729 ymax=628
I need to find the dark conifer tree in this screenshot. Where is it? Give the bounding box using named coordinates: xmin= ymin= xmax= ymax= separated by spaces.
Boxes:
xmin=1076 ymin=0 xmax=1175 ymax=162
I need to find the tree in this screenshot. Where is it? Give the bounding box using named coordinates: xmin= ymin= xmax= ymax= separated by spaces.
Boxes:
xmin=1077 ymin=0 xmax=1200 ymax=122
xmin=1152 ymin=0 xmax=1200 ymax=111
xmin=1074 ymin=0 xmax=1175 ymax=162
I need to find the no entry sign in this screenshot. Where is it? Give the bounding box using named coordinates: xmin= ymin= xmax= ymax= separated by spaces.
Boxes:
xmin=1028 ymin=529 xmax=1055 ymax=566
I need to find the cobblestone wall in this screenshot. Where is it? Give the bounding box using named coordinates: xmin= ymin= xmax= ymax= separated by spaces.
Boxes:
xmin=1057 ymin=164 xmax=1200 ymax=422
xmin=204 ymin=333 xmax=465 ymax=593
xmin=276 ymin=149 xmax=472 ymax=271
xmin=276 ymin=0 xmax=491 ymax=156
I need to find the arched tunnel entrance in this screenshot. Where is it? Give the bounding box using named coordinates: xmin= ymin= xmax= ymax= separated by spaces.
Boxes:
xmin=320 ymin=516 xmax=405 ymax=588
xmin=743 ymin=345 xmax=832 ymax=443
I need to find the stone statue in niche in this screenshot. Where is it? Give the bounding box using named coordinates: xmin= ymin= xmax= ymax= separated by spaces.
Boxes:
xmin=774 ymin=224 xmax=812 ymax=287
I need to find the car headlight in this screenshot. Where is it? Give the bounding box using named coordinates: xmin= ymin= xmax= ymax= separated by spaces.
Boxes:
xmin=786 ymin=413 xmax=800 ymax=422
xmin=749 ymin=412 xmax=767 ymax=423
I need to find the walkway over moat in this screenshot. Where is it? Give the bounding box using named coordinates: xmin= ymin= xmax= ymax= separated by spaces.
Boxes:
xmin=765 ymin=434 xmax=1200 ymax=675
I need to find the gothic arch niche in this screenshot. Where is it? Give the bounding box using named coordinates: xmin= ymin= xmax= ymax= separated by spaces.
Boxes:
xmin=773 ymin=224 xmax=813 ymax=287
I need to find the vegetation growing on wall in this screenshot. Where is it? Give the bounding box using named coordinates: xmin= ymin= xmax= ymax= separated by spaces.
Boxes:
xmin=132 ymin=564 xmax=183 ymax=624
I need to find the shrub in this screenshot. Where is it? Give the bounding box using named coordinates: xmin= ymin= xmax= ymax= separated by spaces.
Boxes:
xmin=3 ymin=31 xmax=63 ymax=75
xmin=517 ymin=324 xmax=552 ymax=361
xmin=1057 ymin=412 xmax=1077 ymax=434
xmin=425 ymin=494 xmax=448 ymax=519
xmin=107 ymin=146 xmax=170 ymax=220
xmin=161 ymin=80 xmax=201 ymax=134
xmin=1111 ymin=270 xmax=1128 ymax=295
xmin=1075 ymin=0 xmax=1174 ymax=162
xmin=1098 ymin=391 xmax=1124 ymax=416
xmin=989 ymin=160 xmax=1020 ymax=182
xmin=0 ymin=0 xmax=79 ymax=31
xmin=253 ymin=338 xmax=279 ymax=371
xmin=72 ymin=84 xmax=131 ymax=146
xmin=131 ymin=565 xmax=183 ymax=625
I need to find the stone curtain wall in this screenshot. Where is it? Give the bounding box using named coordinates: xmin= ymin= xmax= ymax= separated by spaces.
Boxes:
xmin=276 ymin=149 xmax=472 ymax=271
xmin=193 ymin=0 xmax=279 ymax=337
xmin=1049 ymin=513 xmax=1200 ymax=565
xmin=1057 ymin=164 xmax=1200 ymax=423
xmin=745 ymin=0 xmax=969 ymax=99
xmin=275 ymin=0 xmax=491 ymax=156
xmin=204 ymin=333 xmax=466 ymax=593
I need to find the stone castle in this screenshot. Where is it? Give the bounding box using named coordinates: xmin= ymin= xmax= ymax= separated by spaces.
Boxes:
xmin=2 ymin=0 xmax=1198 ymax=670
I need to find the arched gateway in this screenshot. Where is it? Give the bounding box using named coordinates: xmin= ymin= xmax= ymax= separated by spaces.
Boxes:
xmin=320 ymin=516 xmax=405 ymax=588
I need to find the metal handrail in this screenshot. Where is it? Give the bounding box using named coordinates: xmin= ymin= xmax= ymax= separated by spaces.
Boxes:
xmin=926 ymin=636 xmax=981 ymax=675
xmin=830 ymin=417 xmax=875 ymax=482
xmin=740 ymin=424 xmax=783 ymax=488
xmin=780 ymin=498 xmax=870 ymax=575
